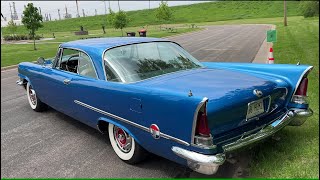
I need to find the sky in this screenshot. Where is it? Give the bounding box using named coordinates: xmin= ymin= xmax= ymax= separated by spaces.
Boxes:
xmin=1 ymin=1 xmax=209 ymax=23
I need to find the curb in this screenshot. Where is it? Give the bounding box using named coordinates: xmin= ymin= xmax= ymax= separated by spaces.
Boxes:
xmin=1 ymin=61 xmax=37 ymax=71
xmin=252 ymin=24 xmax=276 ymax=64
xmin=1 ymin=64 xmax=19 ymax=71
xmin=164 ymin=27 xmax=207 ymax=39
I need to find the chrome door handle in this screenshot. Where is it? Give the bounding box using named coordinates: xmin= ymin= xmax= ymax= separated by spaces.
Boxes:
xmin=63 ymin=79 xmax=71 ymax=85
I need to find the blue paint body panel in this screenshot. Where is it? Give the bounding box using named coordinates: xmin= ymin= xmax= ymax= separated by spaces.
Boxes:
xmin=17 ymin=37 xmax=313 ymax=167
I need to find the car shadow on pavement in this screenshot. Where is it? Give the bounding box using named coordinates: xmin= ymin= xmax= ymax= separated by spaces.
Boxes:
xmin=49 ymin=107 xmax=251 ymax=178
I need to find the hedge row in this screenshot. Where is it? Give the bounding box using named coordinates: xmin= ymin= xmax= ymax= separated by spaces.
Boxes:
xmin=4 ymin=34 xmax=42 ymax=41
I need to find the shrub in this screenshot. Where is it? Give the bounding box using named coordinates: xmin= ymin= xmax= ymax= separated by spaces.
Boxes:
xmin=299 ymin=1 xmax=319 ymax=18
xmin=3 ymin=34 xmax=41 ymax=41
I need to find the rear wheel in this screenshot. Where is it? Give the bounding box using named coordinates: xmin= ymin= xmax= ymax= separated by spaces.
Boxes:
xmin=108 ymin=123 xmax=147 ymax=164
xmin=26 ymin=82 xmax=47 ymax=112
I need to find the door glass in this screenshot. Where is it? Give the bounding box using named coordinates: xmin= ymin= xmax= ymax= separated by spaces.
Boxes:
xmin=57 ymin=49 xmax=79 ymax=73
xmin=78 ymin=52 xmax=97 ymax=79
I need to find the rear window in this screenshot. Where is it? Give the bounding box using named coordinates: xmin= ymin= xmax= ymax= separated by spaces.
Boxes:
xmin=103 ymin=42 xmax=203 ymax=83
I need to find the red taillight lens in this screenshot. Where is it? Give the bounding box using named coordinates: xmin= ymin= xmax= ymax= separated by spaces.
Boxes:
xmin=195 ymin=111 xmax=210 ymax=137
xmin=295 ymin=77 xmax=308 ymax=96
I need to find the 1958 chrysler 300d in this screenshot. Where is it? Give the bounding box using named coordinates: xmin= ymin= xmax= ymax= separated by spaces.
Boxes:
xmin=17 ymin=37 xmax=313 ymax=175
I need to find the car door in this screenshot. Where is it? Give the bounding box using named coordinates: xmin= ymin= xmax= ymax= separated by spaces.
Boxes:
xmin=39 ymin=48 xmax=82 ymax=116
xmin=65 ymin=51 xmax=102 ymax=127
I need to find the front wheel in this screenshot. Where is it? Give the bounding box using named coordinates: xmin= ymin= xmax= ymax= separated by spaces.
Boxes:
xmin=108 ymin=123 xmax=147 ymax=164
xmin=26 ymin=82 xmax=47 ymax=112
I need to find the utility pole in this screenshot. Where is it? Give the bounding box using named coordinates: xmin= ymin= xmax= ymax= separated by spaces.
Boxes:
xmin=12 ymin=2 xmax=18 ymax=20
xmin=39 ymin=7 xmax=42 ymax=16
xmin=82 ymin=9 xmax=85 ymax=17
xmin=284 ymin=0 xmax=287 ymax=26
xmin=1 ymin=13 xmax=5 ymax=43
xmin=9 ymin=3 xmax=13 ymax=20
xmin=108 ymin=0 xmax=111 ymax=12
xmin=149 ymin=0 xmax=150 ymax=10
xmin=95 ymin=9 xmax=97 ymax=16
xmin=49 ymin=14 xmax=51 ymax=21
xmin=76 ymin=0 xmax=80 ymax=17
xmin=103 ymin=0 xmax=107 ymax=15
xmin=65 ymin=5 xmax=67 ymax=17
xmin=58 ymin=9 xmax=61 ymax=20
xmin=118 ymin=0 xmax=120 ymax=11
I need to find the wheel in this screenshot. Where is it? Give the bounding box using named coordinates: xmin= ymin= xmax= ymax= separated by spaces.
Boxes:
xmin=108 ymin=123 xmax=147 ymax=164
xmin=26 ymin=82 xmax=47 ymax=112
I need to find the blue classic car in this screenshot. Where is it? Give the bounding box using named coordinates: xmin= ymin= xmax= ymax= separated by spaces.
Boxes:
xmin=17 ymin=37 xmax=313 ymax=175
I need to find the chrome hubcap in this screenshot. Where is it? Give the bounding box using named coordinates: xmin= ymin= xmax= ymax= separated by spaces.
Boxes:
xmin=29 ymin=87 xmax=36 ymax=105
xmin=114 ymin=126 xmax=132 ymax=153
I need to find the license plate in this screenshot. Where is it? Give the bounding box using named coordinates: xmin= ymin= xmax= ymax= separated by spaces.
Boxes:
xmin=246 ymin=99 xmax=265 ymax=119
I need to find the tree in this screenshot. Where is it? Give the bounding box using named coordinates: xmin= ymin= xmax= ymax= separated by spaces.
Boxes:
xmin=155 ymin=1 xmax=173 ymax=24
xmin=106 ymin=8 xmax=115 ymax=27
xmin=284 ymin=0 xmax=287 ymax=26
xmin=113 ymin=10 xmax=129 ymax=37
xmin=22 ymin=3 xmax=43 ymax=50
xmin=299 ymin=1 xmax=319 ymax=18
xmin=7 ymin=20 xmax=17 ymax=35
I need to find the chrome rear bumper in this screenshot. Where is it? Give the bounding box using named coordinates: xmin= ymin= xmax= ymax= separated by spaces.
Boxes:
xmin=172 ymin=146 xmax=225 ymax=175
xmin=172 ymin=108 xmax=312 ymax=175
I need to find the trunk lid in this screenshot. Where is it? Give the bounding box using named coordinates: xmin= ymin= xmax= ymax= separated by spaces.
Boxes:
xmin=136 ymin=68 xmax=285 ymax=136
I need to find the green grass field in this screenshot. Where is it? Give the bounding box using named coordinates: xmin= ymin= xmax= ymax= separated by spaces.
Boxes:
xmin=247 ymin=17 xmax=319 ymax=178
xmin=2 ymin=1 xmax=301 ymax=35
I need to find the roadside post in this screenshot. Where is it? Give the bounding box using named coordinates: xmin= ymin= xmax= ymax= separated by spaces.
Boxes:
xmin=266 ymin=29 xmax=277 ymax=64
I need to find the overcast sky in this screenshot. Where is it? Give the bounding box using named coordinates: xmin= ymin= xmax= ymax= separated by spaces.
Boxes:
xmin=1 ymin=1 xmax=209 ymax=22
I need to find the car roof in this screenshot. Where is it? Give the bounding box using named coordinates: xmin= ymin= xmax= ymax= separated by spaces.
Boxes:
xmin=59 ymin=37 xmax=176 ymax=80
xmin=60 ymin=37 xmax=172 ymax=54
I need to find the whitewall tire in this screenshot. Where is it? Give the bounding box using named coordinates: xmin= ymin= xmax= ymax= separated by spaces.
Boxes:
xmin=108 ymin=123 xmax=147 ymax=164
xmin=26 ymin=82 xmax=47 ymax=112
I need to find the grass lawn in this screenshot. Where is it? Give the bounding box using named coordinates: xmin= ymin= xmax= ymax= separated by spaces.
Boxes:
xmin=247 ymin=17 xmax=319 ymax=178
xmin=2 ymin=1 xmax=301 ymax=35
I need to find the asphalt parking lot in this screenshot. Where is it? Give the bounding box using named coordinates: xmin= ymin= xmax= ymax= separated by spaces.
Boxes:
xmin=1 ymin=24 xmax=270 ymax=178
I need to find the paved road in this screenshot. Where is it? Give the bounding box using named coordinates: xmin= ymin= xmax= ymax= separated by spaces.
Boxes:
xmin=1 ymin=25 xmax=270 ymax=178
xmin=169 ymin=24 xmax=270 ymax=62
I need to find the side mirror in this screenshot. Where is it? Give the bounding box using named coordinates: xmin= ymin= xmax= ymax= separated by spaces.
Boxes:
xmin=37 ymin=57 xmax=45 ymax=65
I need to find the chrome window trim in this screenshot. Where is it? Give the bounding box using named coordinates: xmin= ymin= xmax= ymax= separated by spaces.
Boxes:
xmin=56 ymin=47 xmax=99 ymax=79
xmin=245 ymin=95 xmax=272 ymax=121
xmin=74 ymin=100 xmax=190 ymax=146
xmin=52 ymin=47 xmax=63 ymax=68
xmin=190 ymin=97 xmax=210 ymax=147
xmin=291 ymin=66 xmax=313 ymax=101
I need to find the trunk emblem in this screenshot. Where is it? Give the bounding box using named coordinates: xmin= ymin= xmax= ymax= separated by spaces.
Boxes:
xmin=253 ymin=89 xmax=263 ymax=97
xmin=150 ymin=124 xmax=160 ymax=139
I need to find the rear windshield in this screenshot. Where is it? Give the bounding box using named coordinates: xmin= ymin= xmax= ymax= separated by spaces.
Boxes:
xmin=103 ymin=42 xmax=203 ymax=83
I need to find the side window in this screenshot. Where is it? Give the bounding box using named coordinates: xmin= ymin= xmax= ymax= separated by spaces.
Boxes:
xmin=56 ymin=48 xmax=79 ymax=74
xmin=78 ymin=52 xmax=97 ymax=79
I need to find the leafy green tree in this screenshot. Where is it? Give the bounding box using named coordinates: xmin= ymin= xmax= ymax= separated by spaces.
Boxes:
xmin=299 ymin=1 xmax=319 ymax=18
xmin=113 ymin=10 xmax=129 ymax=37
xmin=107 ymin=8 xmax=115 ymax=27
xmin=22 ymin=3 xmax=43 ymax=50
xmin=155 ymin=1 xmax=173 ymax=24
xmin=7 ymin=20 xmax=17 ymax=35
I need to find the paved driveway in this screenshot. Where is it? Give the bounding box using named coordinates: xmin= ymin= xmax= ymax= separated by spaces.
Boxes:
xmin=1 ymin=24 xmax=270 ymax=178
